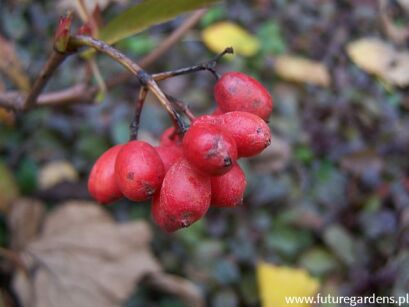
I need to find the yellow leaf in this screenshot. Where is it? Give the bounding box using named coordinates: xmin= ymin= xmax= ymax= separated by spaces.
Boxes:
xmin=274 ymin=55 xmax=330 ymax=87
xmin=257 ymin=262 xmax=320 ymax=307
xmin=202 ymin=22 xmax=260 ymax=57
xmin=38 ymin=161 xmax=78 ymax=190
xmin=347 ymin=38 xmax=393 ymax=76
xmin=347 ymin=37 xmax=409 ymax=87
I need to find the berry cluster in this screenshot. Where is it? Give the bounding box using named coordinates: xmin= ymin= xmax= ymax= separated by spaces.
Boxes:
xmin=88 ymin=72 xmax=273 ymax=232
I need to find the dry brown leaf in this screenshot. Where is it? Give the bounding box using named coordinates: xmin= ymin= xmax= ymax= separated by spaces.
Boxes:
xmin=0 ymin=35 xmax=30 ymax=91
xmin=8 ymin=198 xmax=45 ymax=251
xmin=249 ymin=134 xmax=291 ymax=173
xmin=38 ymin=160 xmax=79 ymax=190
xmin=347 ymin=37 xmax=409 ymax=87
xmin=13 ymin=201 xmax=161 ymax=307
xmin=274 ymin=55 xmax=331 ymax=87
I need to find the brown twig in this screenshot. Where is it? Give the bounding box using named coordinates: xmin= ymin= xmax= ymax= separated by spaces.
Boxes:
xmin=0 ymin=9 xmax=206 ymax=111
xmin=70 ymin=35 xmax=185 ymax=130
xmin=167 ymin=95 xmax=195 ymax=121
xmin=129 ymin=87 xmax=148 ymax=140
xmin=106 ymin=9 xmax=207 ymax=88
xmin=152 ymin=47 xmax=233 ymax=82
xmin=24 ymin=51 xmax=71 ymax=110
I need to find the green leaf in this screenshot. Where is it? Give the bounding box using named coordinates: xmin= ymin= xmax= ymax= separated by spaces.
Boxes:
xmin=100 ymin=0 xmax=220 ymax=45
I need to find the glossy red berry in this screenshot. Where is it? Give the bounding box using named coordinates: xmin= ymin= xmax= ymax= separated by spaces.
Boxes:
xmin=154 ymin=159 xmax=211 ymax=232
xmin=214 ymin=72 xmax=273 ymax=121
xmin=156 ymin=144 xmax=183 ymax=172
xmin=115 ymin=141 xmax=165 ymax=201
xmin=211 ymin=163 xmax=247 ymax=208
xmin=151 ymin=193 xmax=180 ymax=232
xmin=183 ymin=123 xmax=238 ymax=176
xmin=160 ymin=127 xmax=182 ymax=146
xmin=88 ymin=145 xmax=123 ymax=204
xmin=220 ymin=111 xmax=271 ymax=157
xmin=192 ymin=114 xmax=222 ymax=126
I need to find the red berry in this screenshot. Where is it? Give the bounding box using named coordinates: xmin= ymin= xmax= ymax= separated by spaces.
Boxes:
xmin=192 ymin=114 xmax=223 ymax=126
xmin=183 ymin=123 xmax=238 ymax=176
xmin=88 ymin=145 xmax=123 ymax=204
xmin=220 ymin=111 xmax=271 ymax=157
xmin=115 ymin=141 xmax=165 ymax=201
xmin=214 ymin=72 xmax=273 ymax=121
xmin=156 ymin=144 xmax=183 ymax=172
xmin=160 ymin=127 xmax=182 ymax=146
xmin=211 ymin=163 xmax=247 ymax=208
xmin=154 ymin=159 xmax=211 ymax=232
xmin=151 ymin=193 xmax=180 ymax=232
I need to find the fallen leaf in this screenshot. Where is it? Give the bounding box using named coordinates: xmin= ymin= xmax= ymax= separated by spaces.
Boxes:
xmin=0 ymin=35 xmax=30 ymax=91
xmin=38 ymin=160 xmax=78 ymax=190
xmin=347 ymin=37 xmax=409 ymax=87
xmin=249 ymin=134 xmax=291 ymax=173
xmin=257 ymin=262 xmax=320 ymax=307
xmin=0 ymin=161 xmax=19 ymax=213
xmin=7 ymin=198 xmax=45 ymax=251
xmin=274 ymin=55 xmax=330 ymax=87
xmin=202 ymin=22 xmax=260 ymax=57
xmin=13 ymin=201 xmax=161 ymax=307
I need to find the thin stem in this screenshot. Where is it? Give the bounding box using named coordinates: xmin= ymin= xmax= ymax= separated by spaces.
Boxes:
xmin=129 ymin=87 xmax=147 ymax=140
xmin=24 ymin=51 xmax=69 ymax=110
xmin=69 ymin=35 xmax=142 ymax=74
xmin=69 ymin=35 xmax=184 ymax=131
xmin=166 ymin=95 xmax=195 ymax=121
xmin=0 ymin=9 xmax=205 ymax=111
xmin=148 ymin=80 xmax=187 ymax=133
xmin=152 ymin=47 xmax=234 ymax=82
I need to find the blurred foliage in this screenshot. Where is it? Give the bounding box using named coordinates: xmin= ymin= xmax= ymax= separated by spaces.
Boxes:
xmin=0 ymin=0 xmax=409 ymax=306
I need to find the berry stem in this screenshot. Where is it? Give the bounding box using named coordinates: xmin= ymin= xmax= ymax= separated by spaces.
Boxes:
xmin=69 ymin=35 xmax=186 ymax=132
xmin=166 ymin=95 xmax=196 ymax=121
xmin=129 ymin=86 xmax=148 ymax=140
xmin=151 ymin=47 xmax=234 ymax=82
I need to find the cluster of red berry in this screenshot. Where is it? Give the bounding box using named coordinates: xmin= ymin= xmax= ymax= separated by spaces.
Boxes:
xmin=88 ymin=72 xmax=273 ymax=232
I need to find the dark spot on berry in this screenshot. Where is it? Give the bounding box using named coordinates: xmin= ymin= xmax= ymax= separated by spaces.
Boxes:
xmin=143 ymin=183 xmax=155 ymax=196
xmin=253 ymin=98 xmax=262 ymax=107
xmin=127 ymin=172 xmax=134 ymax=180
xmin=223 ymin=156 xmax=232 ymax=167
xmin=265 ymin=138 xmax=271 ymax=147
xmin=228 ymin=85 xmax=238 ymax=94
xmin=180 ymin=213 xmax=193 ymax=228
xmin=181 ymin=220 xmax=191 ymax=228
xmin=256 ymin=127 xmax=262 ymax=134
